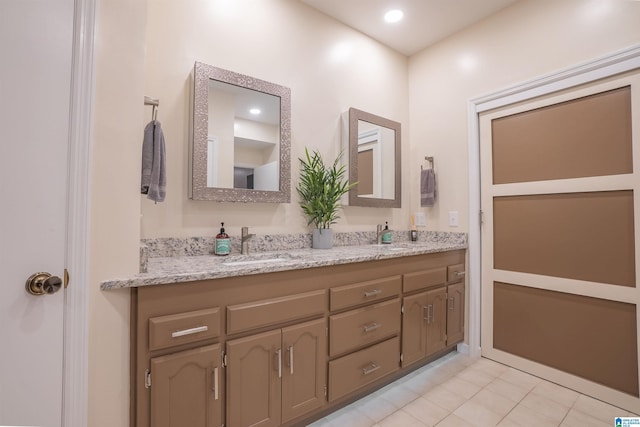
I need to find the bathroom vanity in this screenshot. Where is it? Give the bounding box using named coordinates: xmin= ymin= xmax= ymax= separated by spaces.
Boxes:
xmin=111 ymin=243 xmax=466 ymax=427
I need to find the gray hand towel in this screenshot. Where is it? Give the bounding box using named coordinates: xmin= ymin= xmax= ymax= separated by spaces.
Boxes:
xmin=420 ymin=168 xmax=436 ymax=207
xmin=141 ymin=120 xmax=166 ymax=203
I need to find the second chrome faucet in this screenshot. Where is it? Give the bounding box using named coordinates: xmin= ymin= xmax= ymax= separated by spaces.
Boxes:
xmin=241 ymin=226 xmax=255 ymax=254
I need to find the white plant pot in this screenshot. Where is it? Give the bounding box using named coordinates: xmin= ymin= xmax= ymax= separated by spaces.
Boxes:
xmin=312 ymin=228 xmax=333 ymax=249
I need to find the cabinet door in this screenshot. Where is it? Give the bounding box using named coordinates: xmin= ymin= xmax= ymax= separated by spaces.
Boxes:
xmin=401 ymin=292 xmax=428 ymax=367
xmin=150 ymin=344 xmax=222 ymax=427
xmin=281 ymin=318 xmax=327 ymax=423
xmin=425 ymin=287 xmax=447 ymax=357
xmin=447 ymin=282 xmax=465 ymax=345
xmin=227 ymin=330 xmax=281 ymax=427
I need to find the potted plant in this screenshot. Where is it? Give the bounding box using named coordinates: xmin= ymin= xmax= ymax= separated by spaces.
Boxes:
xmin=297 ymin=148 xmax=355 ymax=249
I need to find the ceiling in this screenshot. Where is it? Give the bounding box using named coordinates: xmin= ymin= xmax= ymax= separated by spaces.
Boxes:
xmin=300 ymin=0 xmax=521 ymax=56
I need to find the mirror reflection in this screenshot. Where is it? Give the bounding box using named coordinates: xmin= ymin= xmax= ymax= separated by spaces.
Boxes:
xmin=191 ymin=62 xmax=291 ymax=203
xmin=347 ymin=108 xmax=401 ymax=208
xmin=207 ymin=80 xmax=280 ymax=191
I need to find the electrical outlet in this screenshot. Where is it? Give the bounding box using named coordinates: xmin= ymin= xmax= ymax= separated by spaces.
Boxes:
xmin=414 ymin=212 xmax=426 ymax=227
xmin=448 ymin=211 xmax=459 ymax=227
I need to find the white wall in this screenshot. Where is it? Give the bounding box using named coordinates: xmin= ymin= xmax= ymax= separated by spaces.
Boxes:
xmin=409 ymin=0 xmax=640 ymax=232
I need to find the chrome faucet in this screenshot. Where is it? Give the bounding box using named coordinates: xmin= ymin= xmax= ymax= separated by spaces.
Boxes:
xmin=241 ymin=226 xmax=255 ymax=255
xmin=376 ymin=224 xmax=384 ymax=244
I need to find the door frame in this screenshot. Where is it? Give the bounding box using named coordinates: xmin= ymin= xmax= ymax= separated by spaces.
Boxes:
xmin=63 ymin=0 xmax=96 ymax=424
xmin=465 ymin=44 xmax=640 ymax=360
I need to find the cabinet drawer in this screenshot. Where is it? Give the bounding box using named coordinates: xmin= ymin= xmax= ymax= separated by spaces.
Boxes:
xmin=447 ymin=263 xmax=465 ymax=283
xmin=403 ymin=267 xmax=446 ymax=293
xmin=329 ymin=298 xmax=400 ymax=356
xmin=149 ymin=307 xmax=220 ymax=351
xmin=328 ymin=337 xmax=399 ymax=401
xmin=330 ymin=276 xmax=401 ymax=311
xmin=227 ymin=289 xmax=325 ymax=335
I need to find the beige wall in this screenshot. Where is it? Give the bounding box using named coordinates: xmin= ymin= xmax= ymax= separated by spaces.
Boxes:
xmin=409 ymin=0 xmax=640 ymax=232
xmin=141 ymin=0 xmax=410 ymax=239
xmin=88 ymin=0 xmax=640 ymax=425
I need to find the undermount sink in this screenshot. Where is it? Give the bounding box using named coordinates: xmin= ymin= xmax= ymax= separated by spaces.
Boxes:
xmin=222 ymin=256 xmax=289 ymax=267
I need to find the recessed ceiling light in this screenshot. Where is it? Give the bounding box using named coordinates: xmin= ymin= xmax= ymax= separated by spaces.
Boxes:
xmin=249 ymin=108 xmax=261 ymax=115
xmin=384 ymin=9 xmax=404 ymax=23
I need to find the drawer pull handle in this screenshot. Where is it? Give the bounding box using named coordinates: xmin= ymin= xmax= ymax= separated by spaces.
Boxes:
xmin=276 ymin=348 xmax=282 ymax=378
xmin=423 ymin=305 xmax=433 ymax=324
xmin=212 ymin=367 xmax=219 ymax=400
xmin=363 ymin=322 xmax=381 ymax=333
xmin=362 ymin=363 xmax=380 ymax=375
xmin=288 ymin=345 xmax=294 ymax=375
xmin=449 ymin=297 xmax=455 ymax=311
xmin=171 ymin=325 xmax=208 ymax=338
xmin=364 ymin=289 xmax=382 ymax=298
xmin=455 ymin=271 xmax=466 ymax=277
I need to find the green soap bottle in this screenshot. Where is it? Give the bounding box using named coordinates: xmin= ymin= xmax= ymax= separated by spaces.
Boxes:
xmin=215 ymin=222 xmax=230 ymax=256
xmin=382 ymin=221 xmax=392 ymax=244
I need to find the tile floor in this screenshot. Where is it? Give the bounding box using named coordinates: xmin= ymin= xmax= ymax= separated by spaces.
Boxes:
xmin=307 ymin=352 xmax=637 ymax=427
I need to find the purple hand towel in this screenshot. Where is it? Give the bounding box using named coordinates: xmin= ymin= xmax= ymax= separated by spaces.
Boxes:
xmin=420 ymin=168 xmax=436 ymax=207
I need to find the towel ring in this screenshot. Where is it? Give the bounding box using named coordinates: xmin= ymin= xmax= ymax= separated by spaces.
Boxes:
xmin=422 ymin=156 xmax=434 ymax=170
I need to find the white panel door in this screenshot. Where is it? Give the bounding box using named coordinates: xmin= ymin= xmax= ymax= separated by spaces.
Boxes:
xmin=0 ymin=0 xmax=74 ymax=425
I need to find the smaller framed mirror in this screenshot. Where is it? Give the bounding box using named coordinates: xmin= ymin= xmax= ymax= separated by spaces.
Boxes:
xmin=346 ymin=108 xmax=401 ymax=208
xmin=190 ymin=62 xmax=291 ymax=202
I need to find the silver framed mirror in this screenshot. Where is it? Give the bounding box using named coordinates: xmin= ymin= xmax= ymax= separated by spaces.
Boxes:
xmin=347 ymin=107 xmax=401 ymax=208
xmin=190 ymin=61 xmax=291 ymax=202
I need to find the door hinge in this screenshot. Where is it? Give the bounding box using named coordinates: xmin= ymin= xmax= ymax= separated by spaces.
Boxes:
xmin=479 ymin=210 xmax=484 ymax=226
xmin=326 ymin=327 xmax=329 ymax=337
xmin=324 ymin=385 xmax=327 ymax=397
xmin=64 ymin=268 xmax=70 ymax=289
xmin=400 ymin=353 xmax=404 ymax=363
xmin=144 ymin=369 xmax=151 ymax=389
xmin=401 ymin=304 xmax=404 ymax=314
xmin=222 ymin=351 xmax=228 ymax=368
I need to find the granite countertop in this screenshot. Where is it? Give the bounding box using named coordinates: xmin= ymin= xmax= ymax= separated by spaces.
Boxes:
xmin=101 ymin=239 xmax=467 ymax=290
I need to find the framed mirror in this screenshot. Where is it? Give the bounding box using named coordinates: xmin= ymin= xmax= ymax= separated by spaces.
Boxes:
xmin=346 ymin=108 xmax=401 ymax=208
xmin=190 ymin=61 xmax=291 ymax=202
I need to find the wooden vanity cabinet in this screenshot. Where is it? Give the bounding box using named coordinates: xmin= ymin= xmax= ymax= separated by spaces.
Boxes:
xmin=226 ymin=318 xmax=327 ymax=427
xmin=401 ymin=262 xmax=466 ymax=368
xmin=131 ymin=249 xmax=466 ymax=427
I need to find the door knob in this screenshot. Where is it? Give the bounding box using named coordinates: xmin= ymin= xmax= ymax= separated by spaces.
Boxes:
xmin=25 ymin=272 xmax=63 ymax=296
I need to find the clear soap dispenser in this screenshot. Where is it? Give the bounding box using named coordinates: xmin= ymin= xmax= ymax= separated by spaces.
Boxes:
xmin=215 ymin=222 xmax=230 ymax=256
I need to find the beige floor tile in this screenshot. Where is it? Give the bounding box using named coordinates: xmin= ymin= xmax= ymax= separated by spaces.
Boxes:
xmin=440 ymin=376 xmax=483 ymax=399
xmin=423 ymin=385 xmax=469 ymax=412
xmin=498 ymin=368 xmax=541 ymax=391
xmin=454 ymin=400 xmax=504 ymax=427
xmin=358 ymin=395 xmax=401 ymax=422
xmin=560 ymin=408 xmax=610 ymax=427
xmin=502 ymin=404 xmax=559 ymax=427
xmin=484 ymin=378 xmax=530 ymax=403
xmin=403 ymin=373 xmax=439 ymax=396
xmin=379 ymin=384 xmax=421 ymax=409
xmin=434 ymin=414 xmax=472 ymax=427
xmin=324 ymin=407 xmax=375 ymax=427
xmin=496 ymin=419 xmax=523 ymax=427
xmin=456 ymin=367 xmax=498 ymax=388
xmin=378 ymin=409 xmax=425 ymax=427
xmin=519 ymin=392 xmax=569 ymax=423
xmin=475 ymin=358 xmax=510 ymax=376
xmin=530 ymin=380 xmax=579 ymax=408
xmin=470 ymin=389 xmax=518 ymax=417
xmin=402 ymin=396 xmax=451 ymax=427
xmin=572 ymin=395 xmax=631 ymax=423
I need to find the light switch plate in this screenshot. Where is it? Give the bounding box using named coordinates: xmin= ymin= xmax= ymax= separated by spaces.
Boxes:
xmin=414 ymin=212 xmax=426 ymax=227
xmin=448 ymin=211 xmax=459 ymax=227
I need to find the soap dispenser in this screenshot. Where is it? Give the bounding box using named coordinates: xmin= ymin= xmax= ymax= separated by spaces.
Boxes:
xmin=382 ymin=221 xmax=392 ymax=244
xmin=215 ymin=222 xmax=230 ymax=256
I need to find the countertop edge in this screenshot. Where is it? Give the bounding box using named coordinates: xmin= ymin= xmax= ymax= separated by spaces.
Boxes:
xmin=101 ymin=242 xmax=467 ymax=290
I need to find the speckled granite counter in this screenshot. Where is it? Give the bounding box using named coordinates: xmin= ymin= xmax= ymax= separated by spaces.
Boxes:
xmin=101 ymin=235 xmax=467 ymax=290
